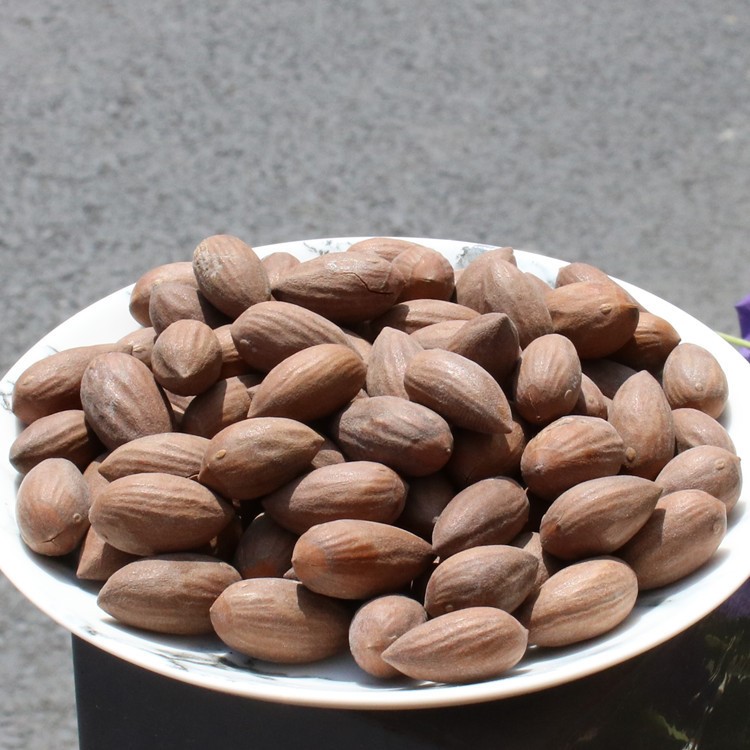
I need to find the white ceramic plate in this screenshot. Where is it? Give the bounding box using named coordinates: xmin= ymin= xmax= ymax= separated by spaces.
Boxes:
xmin=1 ymin=237 xmax=749 ymax=710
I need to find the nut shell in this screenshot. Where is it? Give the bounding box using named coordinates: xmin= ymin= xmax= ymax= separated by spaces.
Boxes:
xmin=192 ymin=234 xmax=271 ymax=318
xmin=617 ymin=489 xmax=727 ymax=590
xmin=349 ymin=595 xmax=428 ymax=679
xmin=210 ymin=578 xmax=351 ymax=663
xmin=80 ymin=352 xmax=174 ymax=450
xmin=331 ymin=396 xmax=453 ymax=477
xmin=520 ymin=415 xmax=625 ymax=500
xmin=198 ymin=418 xmax=324 ymax=500
xmin=381 ymin=606 xmax=528 ymax=684
xmin=424 ymin=545 xmax=539 ymax=616
xmin=89 ymin=472 xmax=235 ymax=556
xmin=98 ymin=553 xmax=241 ymax=634
xmin=262 ymin=461 xmax=407 ymax=534
xmin=16 ymin=457 xmax=91 ymax=556
xmin=292 ymin=519 xmax=434 ymax=600
xmin=247 ymin=343 xmax=366 ymax=422
xmin=661 ymin=343 xmax=729 ymax=418
xmin=517 ymin=557 xmax=638 ymax=647
xmin=539 ymin=475 xmax=662 ymax=560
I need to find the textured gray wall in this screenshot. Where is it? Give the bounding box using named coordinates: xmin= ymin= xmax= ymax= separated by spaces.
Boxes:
xmin=2 ymin=1 xmax=750 ymax=748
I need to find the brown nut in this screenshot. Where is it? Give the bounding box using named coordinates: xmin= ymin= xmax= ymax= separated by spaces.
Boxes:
xmin=381 ymin=606 xmax=528 ymax=684
xmin=608 ymin=370 xmax=675 ymax=479
xmin=661 ymin=343 xmax=729 ymax=418
xmin=260 ymin=251 xmax=301 ymax=288
xmin=232 ymin=513 xmax=298 ymax=580
xmin=11 ymin=342 xmax=132 ymax=424
xmin=89 ymin=472 xmax=235 ymax=556
xmin=454 ymin=252 xmax=551 ymax=348
xmin=655 ymin=445 xmax=742 ymax=512
xmin=210 ymin=578 xmax=351 ymax=663
xmin=197 ymin=417 xmax=324 ymax=501
xmin=520 ymin=415 xmax=626 ymax=501
xmin=291 ymin=519 xmax=434 ymax=600
xmin=150 ymin=319 xmax=223 ymax=396
xmin=424 ymin=544 xmax=539 ymax=617
xmin=366 ymin=327 xmax=424 ymax=400
xmin=97 ymin=432 xmax=210 ymax=481
xmin=539 ymin=475 xmax=662 ymax=560
xmin=148 ymin=280 xmax=230 ymax=334
xmin=431 ymin=477 xmax=530 ymax=558
xmin=180 ymin=374 xmax=262 ymax=439
xmin=80 ymin=352 xmax=174 ymax=450
xmin=513 ymin=333 xmax=582 ymax=426
xmin=349 ymin=594 xmax=428 ymax=679
xmin=76 ymin=525 xmax=140 ymax=582
xmin=98 ymin=553 xmax=241 ymax=635
xmin=331 ymin=395 xmax=453 ymax=477
xmin=230 ymin=300 xmax=353 ymax=372
xmin=129 ymin=261 xmax=198 ymax=327
xmin=611 ymin=311 xmax=681 ymax=371
xmin=370 ymin=299 xmax=479 ymax=337
xmin=672 ymin=407 xmax=735 ymax=454
xmin=192 ymin=234 xmax=271 ymax=318
xmin=545 ymin=281 xmax=640 ymax=359
xmin=9 ymin=409 xmax=103 ymax=475
xmin=262 ymin=461 xmax=407 ymax=535
xmin=272 ymin=252 xmax=405 ymax=324
xmin=247 ymin=343 xmax=366 ymax=422
xmin=16 ymin=457 xmax=91 ymax=556
xmin=404 ymin=349 xmax=513 ymax=434
xmin=517 ymin=556 xmax=638 ymax=647
xmin=617 ymin=489 xmax=727 ymax=590
xmin=391 ymin=242 xmax=455 ymax=302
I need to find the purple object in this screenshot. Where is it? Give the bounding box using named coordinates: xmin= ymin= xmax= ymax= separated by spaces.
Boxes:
xmin=735 ymin=294 xmax=750 ymax=360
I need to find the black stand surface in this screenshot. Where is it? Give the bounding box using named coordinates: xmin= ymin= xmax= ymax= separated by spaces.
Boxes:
xmin=73 ymin=580 xmax=750 ymax=750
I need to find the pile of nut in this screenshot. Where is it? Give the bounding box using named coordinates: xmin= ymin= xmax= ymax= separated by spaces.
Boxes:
xmin=9 ymin=235 xmax=741 ymax=685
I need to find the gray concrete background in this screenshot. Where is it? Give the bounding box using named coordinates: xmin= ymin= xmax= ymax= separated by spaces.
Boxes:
xmin=1 ymin=1 xmax=749 ymax=747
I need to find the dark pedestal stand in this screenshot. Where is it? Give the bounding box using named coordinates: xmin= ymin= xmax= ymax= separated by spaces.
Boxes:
xmin=73 ymin=582 xmax=750 ymax=750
